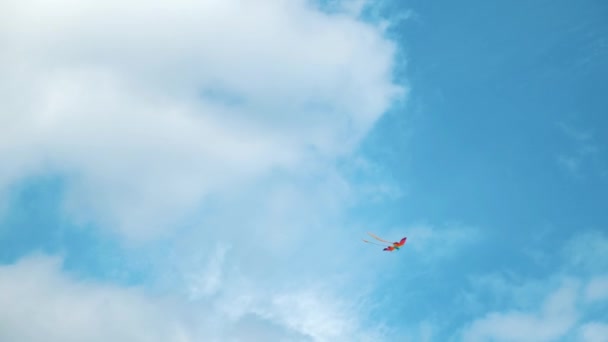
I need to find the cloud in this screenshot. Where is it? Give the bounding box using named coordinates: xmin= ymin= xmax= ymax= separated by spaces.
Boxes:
xmin=555 ymin=122 xmax=602 ymax=178
xmin=0 ymin=0 xmax=403 ymax=240
xmin=563 ymin=230 xmax=608 ymax=274
xmin=184 ymin=243 xmax=229 ymax=299
xmin=463 ymin=281 xmax=580 ymax=342
xmin=0 ymin=256 xmax=193 ymax=342
xmin=585 ymin=275 xmax=608 ymax=302
xmin=0 ymin=1 xmax=408 ymax=341
xmin=578 ymin=322 xmax=608 ymax=342
xmin=0 ymin=255 xmax=385 ymax=342
xmin=461 ymin=230 xmax=608 ymax=342
xmin=320 ymin=0 xmax=368 ymax=16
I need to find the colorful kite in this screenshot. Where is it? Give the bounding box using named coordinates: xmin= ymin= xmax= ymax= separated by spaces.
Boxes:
xmin=362 ymin=232 xmax=407 ymax=252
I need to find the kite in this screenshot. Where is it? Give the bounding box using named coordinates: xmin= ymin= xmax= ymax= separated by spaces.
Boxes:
xmin=362 ymin=232 xmax=407 ymax=252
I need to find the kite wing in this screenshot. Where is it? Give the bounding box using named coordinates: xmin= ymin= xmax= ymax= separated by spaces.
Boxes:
xmin=383 ymin=246 xmax=395 ymax=252
xmin=396 ymin=237 xmax=407 ymax=247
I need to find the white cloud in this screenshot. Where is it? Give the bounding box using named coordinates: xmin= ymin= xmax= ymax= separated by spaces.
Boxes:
xmin=585 ymin=275 xmax=608 ymax=302
xmin=578 ymin=322 xmax=608 ymax=342
xmin=564 ymin=230 xmax=608 ymax=274
xmin=461 ymin=230 xmax=608 ymax=342
xmin=184 ymin=243 xmax=229 ymax=299
xmin=0 ymin=256 xmax=193 ymax=342
xmin=0 ymin=0 xmax=403 ymax=240
xmin=0 ymin=255 xmax=383 ymax=342
xmin=0 ymin=1 xmax=406 ymax=340
xmin=555 ymin=122 xmax=601 ymax=178
xmin=463 ymin=282 xmax=580 ymax=342
xmin=320 ymin=0 xmax=369 ymax=16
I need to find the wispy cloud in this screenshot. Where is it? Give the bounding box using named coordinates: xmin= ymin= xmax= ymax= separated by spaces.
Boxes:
xmin=578 ymin=322 xmax=608 ymax=342
xmin=562 ymin=230 xmax=608 ymax=273
xmin=584 ymin=275 xmax=608 ymax=302
xmin=463 ymin=281 xmax=580 ymax=342
xmin=555 ymin=122 xmax=602 ymax=178
xmin=460 ymin=230 xmax=608 ymax=342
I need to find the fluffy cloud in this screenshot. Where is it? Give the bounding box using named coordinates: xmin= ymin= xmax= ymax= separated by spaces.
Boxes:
xmin=0 ymin=0 xmax=403 ymax=239
xmin=0 ymin=256 xmax=193 ymax=342
xmin=0 ymin=255 xmax=384 ymax=342
xmin=0 ymin=1 xmax=406 ymax=340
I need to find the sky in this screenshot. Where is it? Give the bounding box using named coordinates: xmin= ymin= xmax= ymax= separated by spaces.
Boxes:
xmin=0 ymin=0 xmax=607 ymax=341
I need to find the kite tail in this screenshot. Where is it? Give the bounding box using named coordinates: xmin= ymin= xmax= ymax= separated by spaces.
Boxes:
xmin=367 ymin=232 xmax=392 ymax=244
xmin=362 ymin=239 xmax=389 ymax=247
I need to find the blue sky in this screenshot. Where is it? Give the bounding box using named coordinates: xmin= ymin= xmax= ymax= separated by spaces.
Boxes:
xmin=1 ymin=0 xmax=607 ymax=341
